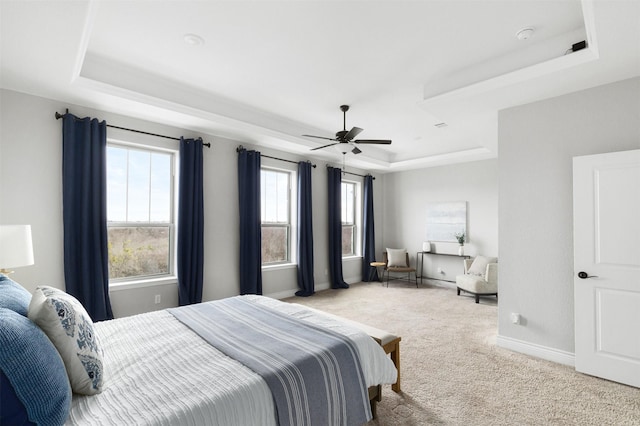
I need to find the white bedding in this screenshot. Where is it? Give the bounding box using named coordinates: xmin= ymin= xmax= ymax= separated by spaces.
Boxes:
xmin=66 ymin=296 xmax=397 ymax=426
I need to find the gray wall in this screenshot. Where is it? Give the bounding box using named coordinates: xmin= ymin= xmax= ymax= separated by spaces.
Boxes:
xmin=3 ymin=76 xmax=638 ymax=361
xmin=382 ymin=160 xmax=499 ymax=282
xmin=0 ymin=89 xmax=383 ymax=318
xmin=498 ymin=77 xmax=640 ymax=354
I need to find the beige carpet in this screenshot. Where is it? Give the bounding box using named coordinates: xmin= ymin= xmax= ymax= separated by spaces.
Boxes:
xmin=285 ymin=280 xmax=640 ymax=425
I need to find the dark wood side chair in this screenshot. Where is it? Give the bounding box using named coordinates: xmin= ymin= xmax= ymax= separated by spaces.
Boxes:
xmin=383 ymin=251 xmax=418 ymax=287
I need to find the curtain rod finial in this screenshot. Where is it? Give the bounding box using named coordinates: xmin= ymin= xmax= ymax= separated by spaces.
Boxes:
xmin=55 ymin=108 xmax=70 ymax=120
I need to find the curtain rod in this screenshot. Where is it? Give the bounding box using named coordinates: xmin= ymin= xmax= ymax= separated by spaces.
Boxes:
xmin=327 ymin=165 xmax=375 ymax=180
xmin=55 ymin=110 xmax=211 ymax=148
xmin=236 ymin=145 xmax=316 ymax=168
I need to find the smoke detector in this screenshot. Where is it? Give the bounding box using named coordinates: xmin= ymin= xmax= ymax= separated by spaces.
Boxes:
xmin=516 ymin=27 xmax=535 ymax=40
xmin=183 ymin=33 xmax=205 ymax=46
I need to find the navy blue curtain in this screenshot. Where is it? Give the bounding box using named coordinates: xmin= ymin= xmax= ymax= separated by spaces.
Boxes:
xmin=237 ymin=148 xmax=262 ymax=295
xmin=62 ymin=114 xmax=113 ymax=321
xmin=296 ymin=161 xmax=314 ymax=297
xmin=178 ymin=138 xmax=204 ymax=305
xmin=361 ymin=175 xmax=378 ymax=281
xmin=327 ymin=166 xmax=349 ymax=289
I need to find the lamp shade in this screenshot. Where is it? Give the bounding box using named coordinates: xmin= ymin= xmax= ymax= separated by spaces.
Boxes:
xmin=0 ymin=225 xmax=34 ymax=269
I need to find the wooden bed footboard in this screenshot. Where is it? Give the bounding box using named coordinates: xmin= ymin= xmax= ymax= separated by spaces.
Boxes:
xmin=359 ymin=325 xmax=401 ymax=392
xmin=366 ymin=329 xmax=402 ymax=419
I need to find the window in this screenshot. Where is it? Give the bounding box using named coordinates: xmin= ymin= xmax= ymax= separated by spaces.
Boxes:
xmin=261 ymin=168 xmax=293 ymax=265
xmin=341 ymin=180 xmax=360 ymax=256
xmin=106 ymin=144 xmax=176 ymax=281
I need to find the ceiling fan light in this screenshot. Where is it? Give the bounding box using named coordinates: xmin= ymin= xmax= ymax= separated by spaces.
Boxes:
xmin=305 ymin=105 xmax=391 ymax=152
xmin=352 ymin=146 xmax=362 ymax=155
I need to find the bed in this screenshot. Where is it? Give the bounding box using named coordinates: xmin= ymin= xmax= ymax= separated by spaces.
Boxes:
xmin=0 ymin=275 xmax=397 ymax=426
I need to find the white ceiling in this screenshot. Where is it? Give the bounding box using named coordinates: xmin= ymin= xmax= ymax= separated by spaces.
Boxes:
xmin=1 ymin=1 xmax=639 ymax=172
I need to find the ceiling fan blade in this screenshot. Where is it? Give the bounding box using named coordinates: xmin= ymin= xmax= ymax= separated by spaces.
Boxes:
xmin=351 ymin=146 xmax=362 ymax=155
xmin=310 ymin=142 xmax=340 ymax=151
xmin=302 ymin=134 xmax=338 ymax=141
xmin=344 ymin=127 xmax=363 ymax=141
xmin=353 ymin=139 xmax=392 ymax=145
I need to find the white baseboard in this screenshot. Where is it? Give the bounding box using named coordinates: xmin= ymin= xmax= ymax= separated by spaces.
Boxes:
xmin=344 ymin=275 xmax=362 ymax=285
xmin=265 ymin=275 xmax=361 ymax=300
xmin=496 ymin=335 xmax=575 ymax=367
xmin=266 ymin=281 xmax=331 ymax=300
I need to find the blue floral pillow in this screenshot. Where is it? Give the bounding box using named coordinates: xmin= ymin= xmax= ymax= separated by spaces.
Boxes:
xmin=0 ymin=274 xmax=32 ymax=316
xmin=28 ymin=286 xmax=104 ymax=395
xmin=0 ymin=308 xmax=72 ymax=425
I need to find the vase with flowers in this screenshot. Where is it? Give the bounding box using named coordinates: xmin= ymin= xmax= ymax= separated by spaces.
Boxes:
xmin=454 ymin=231 xmax=466 ymax=256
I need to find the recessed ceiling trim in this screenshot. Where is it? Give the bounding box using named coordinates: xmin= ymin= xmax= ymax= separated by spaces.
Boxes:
xmin=421 ymin=1 xmax=599 ymax=110
xmin=71 ymin=0 xmax=100 ymax=83
xmin=77 ymin=54 xmax=323 ymax=135
xmin=580 ymin=0 xmax=599 ymax=57
xmin=388 ymin=147 xmax=495 ymax=171
xmin=74 ymin=64 xmax=500 ymax=173
xmin=420 ymin=47 xmax=598 ymax=109
xmin=73 ymin=70 xmax=400 ymax=169
xmin=48 ymin=0 xmax=607 ymax=174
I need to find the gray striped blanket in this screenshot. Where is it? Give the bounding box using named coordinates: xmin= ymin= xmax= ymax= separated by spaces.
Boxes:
xmin=168 ymin=296 xmax=371 ymax=426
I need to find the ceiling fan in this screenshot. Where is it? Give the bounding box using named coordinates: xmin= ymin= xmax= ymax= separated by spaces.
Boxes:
xmin=303 ymin=105 xmax=392 ymax=154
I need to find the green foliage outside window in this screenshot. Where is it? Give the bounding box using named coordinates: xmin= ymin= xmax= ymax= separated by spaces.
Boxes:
xmin=108 ymin=227 xmax=169 ymax=279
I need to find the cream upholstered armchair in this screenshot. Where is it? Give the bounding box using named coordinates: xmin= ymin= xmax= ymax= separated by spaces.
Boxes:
xmin=455 ymin=256 xmax=498 ymax=303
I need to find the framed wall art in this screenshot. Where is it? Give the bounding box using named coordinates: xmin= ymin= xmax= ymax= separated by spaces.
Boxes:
xmin=426 ymin=201 xmax=467 ymax=243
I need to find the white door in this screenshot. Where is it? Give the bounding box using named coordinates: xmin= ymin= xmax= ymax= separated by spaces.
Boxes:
xmin=573 ymin=149 xmax=640 ymax=388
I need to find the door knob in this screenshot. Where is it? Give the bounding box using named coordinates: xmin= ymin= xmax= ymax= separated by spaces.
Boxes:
xmin=578 ymin=271 xmax=598 ymax=279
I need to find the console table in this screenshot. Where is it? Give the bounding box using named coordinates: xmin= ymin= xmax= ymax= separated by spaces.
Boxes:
xmin=417 ymin=251 xmax=471 ymax=284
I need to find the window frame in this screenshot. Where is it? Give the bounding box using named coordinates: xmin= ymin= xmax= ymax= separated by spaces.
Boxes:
xmin=341 ymin=179 xmax=362 ymax=258
xmin=260 ymin=165 xmax=297 ymax=267
xmin=106 ymin=140 xmax=178 ymax=286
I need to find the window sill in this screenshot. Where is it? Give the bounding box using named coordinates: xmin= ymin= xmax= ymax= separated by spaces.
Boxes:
xmin=262 ymin=263 xmax=297 ymax=272
xmin=342 ymin=255 xmax=363 ymax=262
xmin=109 ymin=276 xmax=178 ymax=291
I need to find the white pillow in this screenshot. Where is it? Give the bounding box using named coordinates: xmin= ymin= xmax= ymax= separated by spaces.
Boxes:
xmin=468 ymin=256 xmax=497 ymax=276
xmin=386 ymin=248 xmax=407 ymax=267
xmin=28 ymin=286 xmax=104 ymax=395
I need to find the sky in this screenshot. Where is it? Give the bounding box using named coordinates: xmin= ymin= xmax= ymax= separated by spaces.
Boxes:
xmin=107 ymin=146 xmax=171 ymax=223
xmin=107 ymin=151 xmax=353 ymax=225
xmin=261 ymin=169 xmax=289 ymax=223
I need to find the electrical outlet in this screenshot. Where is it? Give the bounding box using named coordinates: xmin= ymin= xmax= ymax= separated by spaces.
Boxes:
xmin=511 ymin=313 xmax=521 ymax=324
xmin=154 ymin=294 xmax=161 ymax=304
xmin=437 ymin=267 xmax=443 ymax=274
